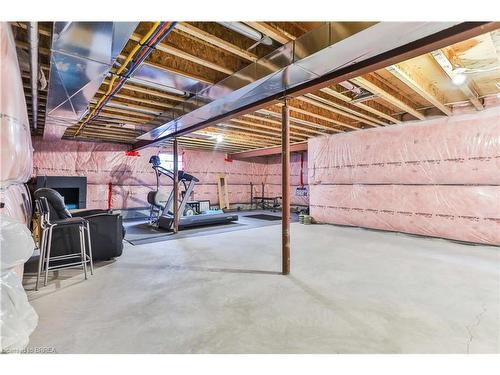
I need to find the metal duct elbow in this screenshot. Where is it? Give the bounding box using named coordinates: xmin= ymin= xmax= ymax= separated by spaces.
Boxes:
xmin=28 ymin=22 xmax=38 ymax=130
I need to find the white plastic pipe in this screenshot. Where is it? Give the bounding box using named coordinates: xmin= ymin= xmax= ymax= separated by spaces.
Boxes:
xmin=217 ymin=22 xmax=272 ymax=45
xmin=28 ymin=22 xmax=38 ymax=130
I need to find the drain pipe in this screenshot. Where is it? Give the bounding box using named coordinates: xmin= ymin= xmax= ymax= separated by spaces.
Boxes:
xmin=28 ymin=22 xmax=38 ymax=130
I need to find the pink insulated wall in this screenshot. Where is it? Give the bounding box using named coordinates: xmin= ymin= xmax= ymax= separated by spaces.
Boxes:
xmin=31 ymin=139 xmax=310 ymax=209
xmin=259 ymin=152 xmax=309 ymax=206
xmin=308 ymin=106 xmax=500 ymax=245
xmin=32 ymin=138 xmax=162 ymax=209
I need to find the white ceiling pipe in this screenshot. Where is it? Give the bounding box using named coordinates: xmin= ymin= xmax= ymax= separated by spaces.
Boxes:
xmin=28 ymin=22 xmax=38 ymax=130
xmin=217 ymin=22 xmax=273 ymax=46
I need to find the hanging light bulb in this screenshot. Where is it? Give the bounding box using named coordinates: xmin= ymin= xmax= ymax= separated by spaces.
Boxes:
xmin=451 ymin=73 xmax=467 ymax=86
xmin=215 ymin=134 xmax=224 ymax=143
xmin=451 ymin=67 xmax=467 ymax=86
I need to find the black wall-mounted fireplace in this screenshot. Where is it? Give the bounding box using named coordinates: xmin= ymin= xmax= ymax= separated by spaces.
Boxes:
xmin=35 ymin=176 xmax=87 ymax=209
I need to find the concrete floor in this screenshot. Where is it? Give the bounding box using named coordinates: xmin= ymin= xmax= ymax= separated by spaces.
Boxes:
xmin=25 ymin=224 xmax=499 ymax=353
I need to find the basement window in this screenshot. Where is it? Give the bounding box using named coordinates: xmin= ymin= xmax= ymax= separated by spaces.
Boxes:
xmin=159 ymin=153 xmax=183 ymax=171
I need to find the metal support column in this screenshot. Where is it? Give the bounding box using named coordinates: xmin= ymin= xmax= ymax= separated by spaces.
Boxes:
xmin=173 ymin=138 xmax=179 ymax=233
xmin=281 ymin=99 xmax=290 ymax=275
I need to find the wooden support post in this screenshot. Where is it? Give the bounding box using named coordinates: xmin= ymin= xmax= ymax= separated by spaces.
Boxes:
xmin=281 ymin=98 xmax=290 ymax=275
xmin=216 ymin=174 xmax=230 ymax=210
xmin=173 ymin=138 xmax=179 ymax=233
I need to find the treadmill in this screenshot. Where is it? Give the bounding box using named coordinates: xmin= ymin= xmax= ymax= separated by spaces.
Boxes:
xmin=159 ymin=211 xmax=239 ymax=230
xmin=149 ymin=156 xmax=238 ymax=230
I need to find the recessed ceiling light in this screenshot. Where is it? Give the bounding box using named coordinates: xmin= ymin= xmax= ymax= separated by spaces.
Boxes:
xmin=215 ymin=134 xmax=224 ymax=143
xmin=452 ymin=73 xmax=467 ymax=86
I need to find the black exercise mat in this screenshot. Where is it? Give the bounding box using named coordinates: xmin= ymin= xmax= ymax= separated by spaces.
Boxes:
xmin=126 ymin=222 xmax=247 ymax=245
xmin=244 ymin=214 xmax=282 ymax=221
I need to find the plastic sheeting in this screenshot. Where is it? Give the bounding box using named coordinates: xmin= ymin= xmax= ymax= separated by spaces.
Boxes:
xmin=32 ymin=138 xmax=160 ymax=186
xmin=0 ymin=184 xmax=32 ymax=225
xmin=262 ymin=153 xmax=309 ymax=206
xmin=183 ymin=150 xmax=267 ymax=185
xmin=310 ymin=184 xmax=500 ymax=245
xmin=0 ymin=23 xmax=33 ymax=188
xmin=0 ymin=216 xmax=38 ymax=352
xmin=309 ymin=106 xmax=500 ymax=185
xmin=0 ymin=22 xmax=37 ymax=352
xmin=32 ymin=138 xmax=164 ymax=209
xmin=308 ymin=107 xmax=500 ymax=245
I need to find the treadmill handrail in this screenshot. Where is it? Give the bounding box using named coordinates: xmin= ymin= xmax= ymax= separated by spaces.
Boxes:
xmin=155 ymin=165 xmax=175 ymax=180
xmin=154 ymin=165 xmax=199 ymax=183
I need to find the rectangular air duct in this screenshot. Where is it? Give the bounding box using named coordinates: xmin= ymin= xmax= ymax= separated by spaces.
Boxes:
xmin=43 ymin=22 xmax=138 ymax=140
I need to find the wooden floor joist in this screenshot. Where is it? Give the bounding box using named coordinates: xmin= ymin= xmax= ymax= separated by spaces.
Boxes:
xmin=175 ymin=23 xmax=258 ymax=62
xmin=282 ymin=106 xmax=351 ymax=131
xmin=129 ymin=33 xmax=235 ymax=75
xmin=210 ymin=126 xmax=282 ymax=145
xmin=299 ymin=96 xmax=374 ymax=129
xmin=229 ymin=118 xmax=308 ymax=141
xmin=244 ymin=112 xmax=327 ymax=135
xmin=431 ymin=49 xmax=484 ymax=111
xmin=96 ymin=90 xmax=177 ymax=109
xmin=386 ymin=63 xmax=453 ymax=116
xmin=351 ymin=76 xmax=426 ymax=120
xmin=102 ymin=80 xmax=188 ymax=102
xmin=304 ymin=93 xmax=386 ymax=126
xmin=319 ymin=87 xmax=402 ymax=124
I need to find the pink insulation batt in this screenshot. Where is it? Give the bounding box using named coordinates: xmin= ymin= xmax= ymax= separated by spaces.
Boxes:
xmin=310 ymin=184 xmax=500 ymax=245
xmin=256 ymin=152 xmax=308 ymax=206
xmin=31 ymin=139 xmax=309 ymax=209
xmin=308 ymin=106 xmax=500 ymax=245
xmin=32 ymin=138 xmax=162 ymax=209
xmin=308 ymin=107 xmax=500 ymax=185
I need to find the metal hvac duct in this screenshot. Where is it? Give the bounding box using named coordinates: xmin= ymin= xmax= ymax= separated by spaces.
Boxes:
xmin=130 ymin=64 xmax=211 ymax=96
xmin=138 ymin=22 xmax=486 ymax=147
xmin=43 ymin=22 xmax=138 ymax=140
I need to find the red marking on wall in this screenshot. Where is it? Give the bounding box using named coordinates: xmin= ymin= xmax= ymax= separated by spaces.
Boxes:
xmin=108 ymin=182 xmax=113 ymax=209
xmin=125 ymin=150 xmax=140 ymax=157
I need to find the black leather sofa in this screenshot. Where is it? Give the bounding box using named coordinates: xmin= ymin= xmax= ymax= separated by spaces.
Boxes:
xmin=34 ymin=188 xmax=124 ymax=261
